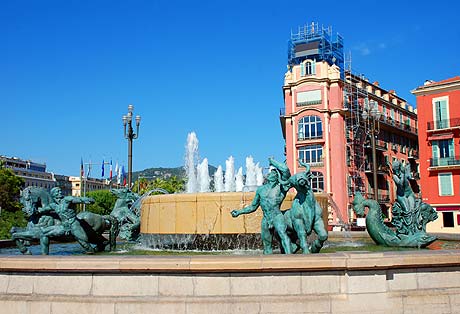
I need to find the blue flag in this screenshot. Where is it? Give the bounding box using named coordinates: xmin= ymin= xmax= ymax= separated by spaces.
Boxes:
xmin=102 ymin=159 xmax=105 ymax=178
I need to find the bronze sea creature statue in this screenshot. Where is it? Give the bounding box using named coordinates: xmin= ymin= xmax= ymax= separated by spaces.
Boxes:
xmin=352 ymin=159 xmax=437 ymax=248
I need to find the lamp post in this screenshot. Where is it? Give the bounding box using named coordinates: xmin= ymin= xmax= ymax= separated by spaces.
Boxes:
xmin=362 ymin=101 xmax=381 ymax=201
xmin=123 ymin=104 xmax=141 ymax=189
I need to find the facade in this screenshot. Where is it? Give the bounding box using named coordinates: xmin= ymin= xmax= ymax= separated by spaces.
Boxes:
xmin=0 ymin=155 xmax=57 ymax=191
xmin=412 ymin=76 xmax=460 ymax=233
xmin=69 ymin=176 xmax=112 ymax=197
xmin=280 ymin=23 xmax=420 ymax=228
xmin=0 ymin=155 xmax=111 ymax=197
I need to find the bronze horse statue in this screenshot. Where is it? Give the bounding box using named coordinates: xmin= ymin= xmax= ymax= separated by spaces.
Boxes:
xmin=11 ymin=187 xmax=118 ymax=254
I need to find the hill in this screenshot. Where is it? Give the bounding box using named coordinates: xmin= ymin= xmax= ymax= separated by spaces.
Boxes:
xmin=132 ymin=165 xmax=217 ymax=181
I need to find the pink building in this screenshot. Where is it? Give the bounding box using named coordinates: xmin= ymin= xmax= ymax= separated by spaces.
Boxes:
xmin=412 ymin=76 xmax=460 ymax=233
xmin=280 ymin=23 xmax=419 ymax=229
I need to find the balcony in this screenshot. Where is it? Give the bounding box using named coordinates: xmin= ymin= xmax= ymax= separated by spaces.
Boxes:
xmin=427 ymin=118 xmax=460 ymax=131
xmin=429 ymin=156 xmax=460 ymax=168
xmin=364 ymin=139 xmax=387 ymax=151
xmin=365 ymin=192 xmax=390 ymax=203
xmin=379 ymin=116 xmax=418 ymax=135
xmin=364 ymin=163 xmax=390 ymax=174
xmin=298 ymin=133 xmax=323 ymax=141
xmin=408 ymin=148 xmax=419 ymax=159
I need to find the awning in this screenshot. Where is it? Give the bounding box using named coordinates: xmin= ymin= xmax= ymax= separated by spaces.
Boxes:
xmin=428 ymin=133 xmax=454 ymax=141
xmin=435 ymin=206 xmax=460 ymax=211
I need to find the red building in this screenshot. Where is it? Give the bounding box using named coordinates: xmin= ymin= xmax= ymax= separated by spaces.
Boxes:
xmin=412 ymin=76 xmax=460 ymax=233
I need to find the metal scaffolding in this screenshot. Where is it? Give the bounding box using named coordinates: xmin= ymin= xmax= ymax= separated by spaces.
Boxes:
xmin=288 ymin=22 xmax=344 ymax=74
xmin=343 ymin=52 xmax=368 ymax=198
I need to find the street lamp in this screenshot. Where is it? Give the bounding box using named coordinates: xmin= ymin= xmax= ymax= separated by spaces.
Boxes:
xmin=362 ymin=101 xmax=381 ymax=201
xmin=123 ymin=104 xmax=141 ymax=189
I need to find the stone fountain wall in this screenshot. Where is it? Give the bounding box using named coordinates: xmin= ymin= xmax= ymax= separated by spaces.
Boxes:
xmin=1 ymin=251 xmax=460 ymax=313
xmin=139 ymin=192 xmax=329 ymax=250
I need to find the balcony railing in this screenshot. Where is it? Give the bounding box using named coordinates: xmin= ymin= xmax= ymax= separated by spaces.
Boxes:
xmin=297 ymin=133 xmax=323 ymax=141
xmin=427 ymin=118 xmax=460 ymax=131
xmin=379 ymin=116 xmax=418 ymax=135
xmin=364 ymin=163 xmax=390 ymax=174
xmin=430 ymin=156 xmax=460 ymax=167
xmin=365 ymin=192 xmax=390 ymax=203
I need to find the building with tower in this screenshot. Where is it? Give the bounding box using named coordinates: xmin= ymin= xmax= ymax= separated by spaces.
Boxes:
xmin=280 ymin=23 xmax=420 ymax=228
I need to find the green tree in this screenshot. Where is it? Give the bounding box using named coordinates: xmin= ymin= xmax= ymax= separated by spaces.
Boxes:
xmin=85 ymin=190 xmax=117 ymax=215
xmin=0 ymin=164 xmax=24 ymax=212
xmin=0 ymin=210 xmax=27 ymax=239
xmin=0 ymin=164 xmax=26 ymax=238
xmin=133 ymin=176 xmax=185 ymax=195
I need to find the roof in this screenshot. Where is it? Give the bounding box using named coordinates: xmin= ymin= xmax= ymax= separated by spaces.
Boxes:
xmin=418 ymin=76 xmax=460 ymax=89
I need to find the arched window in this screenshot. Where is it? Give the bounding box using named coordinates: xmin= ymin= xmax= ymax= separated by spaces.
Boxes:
xmin=298 ymin=145 xmax=323 ymax=165
xmin=298 ymin=115 xmax=322 ymax=140
xmin=310 ymin=171 xmax=324 ymax=192
xmin=305 ymin=61 xmax=312 ymax=75
xmin=300 ymin=60 xmax=316 ymax=77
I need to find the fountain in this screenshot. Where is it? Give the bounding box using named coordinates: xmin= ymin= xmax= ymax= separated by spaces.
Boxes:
xmin=139 ymin=132 xmax=332 ymax=251
xmin=1 ymin=132 xmax=460 ymax=313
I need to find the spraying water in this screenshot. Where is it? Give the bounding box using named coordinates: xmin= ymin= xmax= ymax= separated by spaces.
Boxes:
xmin=214 ymin=166 xmax=224 ymax=192
xmin=197 ymin=158 xmax=211 ymax=192
xmin=224 ymin=156 xmax=236 ymax=192
xmin=185 ymin=132 xmax=199 ymax=193
xmin=245 ymin=156 xmax=257 ymax=190
xmin=255 ymin=163 xmax=264 ymax=186
xmin=235 ymin=167 xmax=244 ymax=192
xmin=184 ymin=132 xmax=264 ymax=193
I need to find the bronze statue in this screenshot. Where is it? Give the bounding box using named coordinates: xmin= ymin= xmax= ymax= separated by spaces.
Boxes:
xmin=11 ymin=187 xmax=117 ymax=254
xmin=282 ymin=161 xmax=328 ymax=253
xmin=109 ymin=188 xmax=140 ymax=241
xmin=231 ymin=158 xmax=294 ymax=254
xmin=352 ymin=159 xmax=437 ymax=248
xmin=231 ymin=158 xmax=328 ymax=254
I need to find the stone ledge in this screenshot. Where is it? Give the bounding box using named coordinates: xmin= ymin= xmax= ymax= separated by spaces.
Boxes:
xmin=0 ymin=250 xmax=459 ymax=274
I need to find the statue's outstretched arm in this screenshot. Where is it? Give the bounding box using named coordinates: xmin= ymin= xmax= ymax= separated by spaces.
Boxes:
xmin=68 ymin=197 xmax=94 ymax=204
xmin=231 ymin=192 xmax=260 ymax=217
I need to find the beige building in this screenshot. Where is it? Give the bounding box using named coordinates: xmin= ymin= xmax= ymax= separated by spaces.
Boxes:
xmin=69 ymin=176 xmax=112 ymax=196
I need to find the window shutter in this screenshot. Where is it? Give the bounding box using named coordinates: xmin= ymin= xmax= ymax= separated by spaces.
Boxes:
xmin=439 ymin=173 xmax=453 ymax=196
xmin=432 ymin=141 xmax=439 ymax=159
xmin=449 ymin=139 xmax=455 ymax=157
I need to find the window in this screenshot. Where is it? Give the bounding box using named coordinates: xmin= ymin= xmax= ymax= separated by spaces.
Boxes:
xmin=438 ymin=173 xmax=453 ymax=196
xmin=310 ymin=171 xmax=324 ymax=192
xmin=443 ymin=212 xmax=455 ymax=227
xmin=298 ymin=145 xmax=323 ymax=165
xmin=433 ymin=98 xmax=449 ymax=129
xmin=432 ymin=139 xmax=455 ymax=166
xmin=300 ymin=60 xmax=316 ymax=77
xmin=296 ymin=90 xmax=322 ymax=106
xmin=298 ymin=115 xmax=322 ymax=140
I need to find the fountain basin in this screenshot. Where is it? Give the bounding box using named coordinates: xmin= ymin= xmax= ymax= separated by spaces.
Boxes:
xmin=1 ymin=251 xmax=460 ymax=313
xmin=139 ymin=192 xmax=330 ymax=250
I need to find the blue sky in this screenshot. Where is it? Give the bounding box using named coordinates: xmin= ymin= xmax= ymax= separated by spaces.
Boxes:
xmin=1 ymin=0 xmax=459 ymax=177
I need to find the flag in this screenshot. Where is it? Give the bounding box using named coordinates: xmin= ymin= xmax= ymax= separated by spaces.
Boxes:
xmin=87 ymin=161 xmax=92 ymax=178
xmin=101 ymin=159 xmax=105 ymax=178
xmin=80 ymin=158 xmax=84 ymax=178
xmin=122 ymin=165 xmax=126 ymax=186
xmin=117 ymin=164 xmax=121 ymax=185
xmin=109 ymin=160 xmax=113 ymax=180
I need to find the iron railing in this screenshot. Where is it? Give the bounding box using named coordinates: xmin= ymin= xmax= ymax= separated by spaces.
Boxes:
xmin=430 ymin=156 xmax=460 ymax=167
xmin=427 ymin=118 xmax=460 ymax=131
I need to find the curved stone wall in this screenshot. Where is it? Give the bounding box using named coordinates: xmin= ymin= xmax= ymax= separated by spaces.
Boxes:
xmin=139 ymin=192 xmax=329 ymax=250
